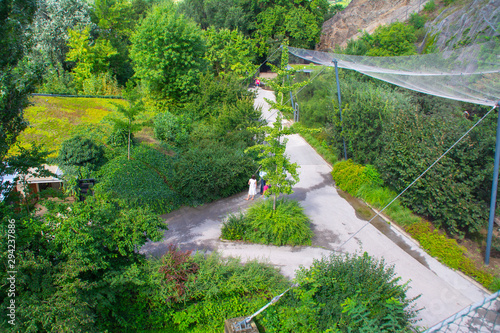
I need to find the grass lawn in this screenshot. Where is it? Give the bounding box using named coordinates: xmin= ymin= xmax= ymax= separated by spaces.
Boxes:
xmin=9 ymin=96 xmax=128 ymax=157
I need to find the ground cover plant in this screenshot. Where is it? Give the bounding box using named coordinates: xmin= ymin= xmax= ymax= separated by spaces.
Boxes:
xmin=221 ymin=198 xmax=313 ymax=246
xmin=258 ymin=252 xmax=420 ymax=332
xmin=9 ymin=96 xmax=126 ymax=157
xmin=121 ymin=248 xmax=291 ymax=332
xmin=331 ymin=159 xmax=495 ymax=289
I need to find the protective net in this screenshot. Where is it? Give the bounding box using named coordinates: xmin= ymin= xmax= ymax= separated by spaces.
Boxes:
xmin=424 ymin=290 xmax=500 ymax=332
xmin=288 ymin=42 xmax=500 ymax=107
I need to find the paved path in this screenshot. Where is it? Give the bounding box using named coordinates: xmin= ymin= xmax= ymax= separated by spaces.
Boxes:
xmin=141 ymin=88 xmax=490 ymax=329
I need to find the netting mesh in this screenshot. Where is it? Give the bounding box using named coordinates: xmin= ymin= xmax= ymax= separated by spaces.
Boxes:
xmin=424 ymin=290 xmax=500 ymax=332
xmin=288 ymin=42 xmax=500 ymax=106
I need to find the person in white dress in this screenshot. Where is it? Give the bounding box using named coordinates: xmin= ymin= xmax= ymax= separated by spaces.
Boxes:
xmin=245 ymin=175 xmax=257 ymax=200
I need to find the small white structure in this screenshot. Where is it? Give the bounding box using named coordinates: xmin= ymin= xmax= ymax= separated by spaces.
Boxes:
xmin=15 ymin=165 xmax=64 ymax=196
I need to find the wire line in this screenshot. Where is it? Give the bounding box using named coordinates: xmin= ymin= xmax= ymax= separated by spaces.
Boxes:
xmin=337 ymin=104 xmax=498 ymax=250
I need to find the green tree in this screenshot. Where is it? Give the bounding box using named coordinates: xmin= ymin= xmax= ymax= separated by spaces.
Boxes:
xmin=246 ymin=43 xmax=306 ymax=209
xmin=260 ymin=252 xmax=419 ymax=332
xmin=108 ymin=100 xmax=146 ymax=160
xmin=90 ymin=0 xmax=153 ymax=85
xmin=0 ymin=197 xmax=166 ymax=332
xmin=0 ymin=0 xmax=37 ymax=161
xmin=130 ymin=2 xmax=206 ymax=103
xmin=66 ymin=26 xmax=118 ymax=92
xmin=29 ymin=0 xmax=93 ymax=74
xmin=365 ymin=22 xmax=417 ymax=56
xmin=203 ymin=27 xmax=257 ymax=77
xmin=179 ymin=0 xmax=258 ymax=34
xmin=253 ymin=0 xmax=329 ymax=54
xmin=58 ymin=135 xmax=106 ymax=171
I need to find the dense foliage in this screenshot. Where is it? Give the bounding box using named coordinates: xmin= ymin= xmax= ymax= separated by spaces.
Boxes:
xmin=0 ymin=196 xmax=166 ymax=332
xmin=139 ymin=249 xmax=290 ymax=332
xmin=130 ymin=2 xmax=206 ymax=102
xmin=259 ymin=252 xmax=419 ymax=332
xmin=172 ymin=142 xmax=256 ymax=205
xmin=0 ymin=0 xmax=37 ymax=161
xmin=296 ymin=68 xmax=495 ymax=235
xmin=221 ymin=198 xmax=313 ymax=246
xmin=95 ymin=145 xmax=182 ymax=214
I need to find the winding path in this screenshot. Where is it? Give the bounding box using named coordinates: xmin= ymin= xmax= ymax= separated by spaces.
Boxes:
xmin=141 ymin=88 xmax=490 ymax=329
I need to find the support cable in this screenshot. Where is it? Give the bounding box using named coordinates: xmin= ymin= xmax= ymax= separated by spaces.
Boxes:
xmin=337 ymin=104 xmax=498 ymax=251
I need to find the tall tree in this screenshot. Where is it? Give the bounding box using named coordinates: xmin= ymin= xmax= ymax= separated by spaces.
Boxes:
xmin=130 ymin=1 xmax=206 ymax=103
xmin=0 ymin=0 xmax=37 ymax=162
xmin=246 ymin=43 xmax=308 ymax=209
xmin=109 ymin=100 xmax=145 ymax=160
xmin=203 ymin=27 xmax=257 ymax=77
xmin=29 ymin=0 xmax=93 ymax=72
xmin=66 ymin=26 xmax=118 ymax=92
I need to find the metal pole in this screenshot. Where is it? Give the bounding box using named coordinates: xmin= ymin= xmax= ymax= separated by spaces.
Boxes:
xmin=334 ymin=59 xmax=347 ymax=160
xmin=485 ymin=101 xmax=500 ymax=265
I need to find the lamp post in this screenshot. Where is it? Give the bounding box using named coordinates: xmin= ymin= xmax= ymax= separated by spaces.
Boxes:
xmin=333 ymin=59 xmax=347 ymax=160
xmin=485 ymin=100 xmax=500 ymax=265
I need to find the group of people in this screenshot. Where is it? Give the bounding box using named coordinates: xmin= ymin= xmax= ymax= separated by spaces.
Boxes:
xmin=245 ymin=170 xmax=269 ymax=201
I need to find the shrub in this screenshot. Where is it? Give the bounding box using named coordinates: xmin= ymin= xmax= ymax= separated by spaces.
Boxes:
xmin=95 ymin=144 xmax=182 ymax=214
xmin=57 ymin=135 xmax=106 ymax=171
xmin=406 ymin=221 xmax=493 ymax=286
xmin=260 ymin=252 xmax=419 ymax=332
xmin=153 ymin=112 xmax=191 ymax=147
xmin=37 ymin=65 xmax=77 ymax=95
xmin=106 ymin=127 xmax=132 ymax=147
xmin=331 ymin=160 xmax=381 ymax=196
xmin=221 ymin=212 xmax=249 ymax=240
xmin=423 ymin=0 xmax=436 ymax=12
xmin=81 ymin=72 xmax=121 ymax=96
xmin=172 ymin=142 xmax=256 ymax=205
xmin=137 ymin=251 xmax=289 ymax=332
xmin=245 ymin=198 xmax=313 ymax=246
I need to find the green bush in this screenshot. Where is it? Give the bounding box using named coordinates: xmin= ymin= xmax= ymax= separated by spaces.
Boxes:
xmin=95 ymin=144 xmax=182 ymax=214
xmin=57 ymin=135 xmax=106 ymax=171
xmin=406 ymin=221 xmax=493 ymax=287
xmin=153 ymin=111 xmax=191 ymax=147
xmin=136 ymin=251 xmax=289 ymax=332
xmin=37 ymin=64 xmax=77 ymax=95
xmin=244 ymin=198 xmax=313 ymax=246
xmin=221 ymin=212 xmax=249 ymax=240
xmin=173 ymin=142 xmax=256 ymax=205
xmin=423 ymin=0 xmax=436 ymax=12
xmin=259 ymin=252 xmax=419 ymax=332
xmin=81 ymin=72 xmax=121 ymax=96
xmin=331 ymin=160 xmax=381 ymax=196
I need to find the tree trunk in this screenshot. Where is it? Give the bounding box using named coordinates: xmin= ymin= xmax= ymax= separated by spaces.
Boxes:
xmin=127 ymin=128 xmax=131 ymax=160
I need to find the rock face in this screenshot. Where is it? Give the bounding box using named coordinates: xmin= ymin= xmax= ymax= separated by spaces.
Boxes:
xmin=425 ymin=0 xmax=500 ymax=51
xmin=318 ymin=0 xmax=430 ymax=51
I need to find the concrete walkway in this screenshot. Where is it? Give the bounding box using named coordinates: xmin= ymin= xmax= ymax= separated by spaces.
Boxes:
xmin=141 ymin=88 xmax=490 ymax=329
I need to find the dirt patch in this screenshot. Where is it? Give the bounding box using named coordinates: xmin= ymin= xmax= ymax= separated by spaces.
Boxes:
xmin=456 ymin=230 xmax=500 ymax=281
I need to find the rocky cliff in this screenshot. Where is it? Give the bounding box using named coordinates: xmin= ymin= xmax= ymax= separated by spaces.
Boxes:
xmin=318 ymin=0 xmax=500 ymax=52
xmin=318 ymin=0 xmax=429 ymax=51
xmin=424 ymin=0 xmax=500 ymax=51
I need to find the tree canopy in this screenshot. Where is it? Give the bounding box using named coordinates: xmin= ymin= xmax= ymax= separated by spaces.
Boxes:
xmin=130 ymin=2 xmax=206 ymax=102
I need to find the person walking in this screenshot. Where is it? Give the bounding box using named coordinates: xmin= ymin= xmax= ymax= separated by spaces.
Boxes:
xmin=259 ymin=170 xmax=267 ymax=194
xmin=246 ymin=175 xmax=257 ymax=200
